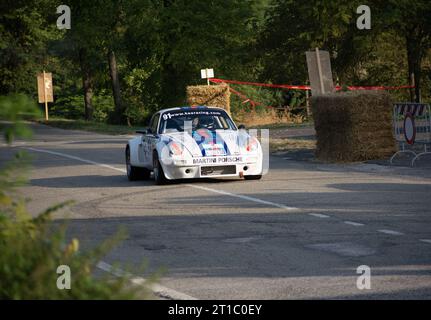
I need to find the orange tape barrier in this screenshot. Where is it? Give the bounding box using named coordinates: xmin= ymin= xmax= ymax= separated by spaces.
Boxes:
xmin=209 ymin=78 xmax=414 ymax=91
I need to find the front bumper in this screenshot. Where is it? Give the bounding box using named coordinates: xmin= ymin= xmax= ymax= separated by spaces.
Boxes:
xmin=161 ymin=155 xmax=262 ymax=180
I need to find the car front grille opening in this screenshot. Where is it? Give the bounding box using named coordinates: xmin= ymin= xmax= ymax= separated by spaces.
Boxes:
xmin=201 ymin=165 xmax=236 ymax=176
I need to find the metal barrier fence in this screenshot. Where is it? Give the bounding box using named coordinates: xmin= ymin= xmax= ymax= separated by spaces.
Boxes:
xmin=390 ymin=102 xmax=431 ymax=166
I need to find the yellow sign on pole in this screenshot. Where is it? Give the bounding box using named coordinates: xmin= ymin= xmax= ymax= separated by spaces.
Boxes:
xmin=37 ymin=71 xmax=53 ymax=120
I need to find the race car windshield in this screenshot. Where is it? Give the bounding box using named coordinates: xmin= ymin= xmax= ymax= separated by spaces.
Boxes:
xmin=159 ymin=110 xmax=237 ymax=133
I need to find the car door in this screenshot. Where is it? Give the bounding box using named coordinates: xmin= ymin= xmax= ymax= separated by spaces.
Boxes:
xmin=142 ymin=113 xmax=160 ymax=167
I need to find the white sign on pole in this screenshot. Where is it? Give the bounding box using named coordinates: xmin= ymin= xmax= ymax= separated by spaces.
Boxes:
xmin=201 ymin=68 xmax=214 ymax=86
xmin=200 ymin=69 xmax=207 ymax=79
xmin=200 ymin=68 xmax=214 ymax=79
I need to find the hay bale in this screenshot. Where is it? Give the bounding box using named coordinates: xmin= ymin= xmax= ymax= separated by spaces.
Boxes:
xmin=186 ymin=84 xmax=231 ymax=113
xmin=311 ymin=91 xmax=397 ymax=162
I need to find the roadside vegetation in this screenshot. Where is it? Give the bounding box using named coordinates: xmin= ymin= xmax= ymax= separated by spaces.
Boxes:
xmin=36 ymin=118 xmax=142 ymax=136
xmin=0 ymin=95 xmax=153 ymax=299
xmin=270 ymin=138 xmax=316 ymax=153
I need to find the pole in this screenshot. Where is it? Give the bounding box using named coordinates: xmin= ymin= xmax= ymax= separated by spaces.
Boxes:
xmin=43 ymin=70 xmax=49 ymax=121
xmin=206 ymin=69 xmax=210 ymax=86
xmin=409 ymin=73 xmax=415 ymax=102
xmin=305 ymin=81 xmax=311 ymax=118
xmin=315 ymin=47 xmax=325 ymax=94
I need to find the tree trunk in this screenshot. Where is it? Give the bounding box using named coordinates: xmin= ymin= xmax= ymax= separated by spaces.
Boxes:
xmin=406 ymin=34 xmax=422 ymax=103
xmin=83 ymin=73 xmax=93 ymax=120
xmin=108 ymin=50 xmax=124 ymax=123
xmin=78 ymin=48 xmax=94 ymax=121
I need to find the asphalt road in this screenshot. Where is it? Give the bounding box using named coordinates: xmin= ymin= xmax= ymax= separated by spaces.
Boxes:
xmin=2 ymin=122 xmax=431 ymax=299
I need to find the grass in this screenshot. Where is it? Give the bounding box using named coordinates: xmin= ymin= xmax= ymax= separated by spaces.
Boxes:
xmin=250 ymin=122 xmax=314 ymax=130
xmin=37 ymin=117 xmax=314 ymax=135
xmin=35 ymin=118 xmax=143 ymax=135
xmin=269 ymin=137 xmax=316 ymax=152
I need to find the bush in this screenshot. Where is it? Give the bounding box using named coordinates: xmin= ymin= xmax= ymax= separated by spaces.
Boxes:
xmin=230 ymin=84 xmax=280 ymax=115
xmin=0 ymin=197 xmax=146 ymax=299
xmin=0 ymin=94 xmax=40 ymax=143
xmin=123 ymin=67 xmax=158 ymax=126
xmin=52 ymin=91 xmax=115 ymax=122
xmin=51 ymin=95 xmax=85 ymax=119
xmin=0 ymin=95 xmax=152 ymax=299
xmin=229 ymin=84 xmax=309 ymax=123
xmin=92 ymin=91 xmax=115 ymax=122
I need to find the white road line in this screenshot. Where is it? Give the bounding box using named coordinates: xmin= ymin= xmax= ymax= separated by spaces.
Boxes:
xmin=24 ymin=147 xmax=126 ymax=173
xmin=96 ymin=261 xmax=197 ymax=300
xmin=344 ymin=221 xmax=365 ymax=227
xmin=22 ymin=145 xmax=426 ymax=296
xmin=25 ymin=146 xmax=300 ymax=212
xmin=23 ymin=146 xmax=299 ymax=298
xmin=187 ymin=184 xmax=300 ymax=211
xmin=24 ymin=147 xmax=197 ymax=300
xmin=25 ymin=147 xmax=419 ymax=243
xmin=377 ymin=229 xmax=404 ymax=236
xmin=308 ymin=213 xmax=330 ymax=218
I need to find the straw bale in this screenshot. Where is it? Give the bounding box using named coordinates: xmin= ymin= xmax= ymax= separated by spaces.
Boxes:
xmin=311 ymin=90 xmax=397 ymax=162
xmin=186 ymin=84 xmax=231 ymax=113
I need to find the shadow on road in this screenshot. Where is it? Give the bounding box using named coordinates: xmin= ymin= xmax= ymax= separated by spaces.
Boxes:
xmin=55 ymin=212 xmax=431 ymax=299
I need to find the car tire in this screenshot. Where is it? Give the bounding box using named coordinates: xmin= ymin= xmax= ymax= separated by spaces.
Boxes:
xmin=126 ymin=146 xmax=150 ymax=181
xmin=244 ymin=175 xmax=262 ymax=180
xmin=153 ymin=152 xmax=168 ymax=185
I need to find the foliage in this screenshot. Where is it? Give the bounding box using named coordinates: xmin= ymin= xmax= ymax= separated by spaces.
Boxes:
xmin=51 ymin=95 xmax=85 ymax=119
xmin=0 ymin=94 xmax=40 ymax=143
xmin=1 ymin=0 xmax=430 ymax=124
xmin=0 ymin=0 xmax=61 ymax=95
xmin=0 ymin=95 xmax=151 ymax=299
xmin=230 ymin=85 xmax=281 ymax=115
xmin=0 ymin=201 xmax=146 ymax=299
xmin=52 ymin=92 xmax=115 ymax=122
xmin=41 ymin=118 xmax=142 ymax=135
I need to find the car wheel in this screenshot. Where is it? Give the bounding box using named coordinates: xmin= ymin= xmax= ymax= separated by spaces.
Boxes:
xmin=126 ymin=146 xmax=150 ymax=181
xmin=244 ymin=175 xmax=262 ymax=180
xmin=153 ymin=152 xmax=168 ymax=185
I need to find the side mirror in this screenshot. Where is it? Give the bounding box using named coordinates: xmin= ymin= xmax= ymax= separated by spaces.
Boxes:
xmin=238 ymin=124 xmax=246 ymax=130
xmin=136 ymin=129 xmax=148 ymax=135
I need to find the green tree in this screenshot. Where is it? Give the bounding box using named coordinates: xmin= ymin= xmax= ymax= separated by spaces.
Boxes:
xmin=57 ymin=1 xmax=103 ymax=121
xmin=259 ymin=0 xmax=431 ymax=103
xmin=375 ymin=0 xmax=431 ymax=102
xmin=0 ymin=0 xmax=60 ymax=95
xmin=258 ymin=0 xmax=366 ymax=84
xmin=156 ymin=0 xmax=262 ymax=106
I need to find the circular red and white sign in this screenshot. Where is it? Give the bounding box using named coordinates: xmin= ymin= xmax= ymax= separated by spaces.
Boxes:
xmin=403 ymin=112 xmax=416 ymax=145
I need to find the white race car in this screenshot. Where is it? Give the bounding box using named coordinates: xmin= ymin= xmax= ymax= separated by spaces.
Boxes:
xmin=125 ymin=106 xmax=263 ymax=184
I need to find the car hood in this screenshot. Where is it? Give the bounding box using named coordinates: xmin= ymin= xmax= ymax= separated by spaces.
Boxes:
xmin=162 ymin=130 xmax=252 ymax=157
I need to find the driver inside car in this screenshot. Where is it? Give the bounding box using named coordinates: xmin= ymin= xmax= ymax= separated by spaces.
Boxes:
xmin=192 ymin=116 xmax=215 ymax=130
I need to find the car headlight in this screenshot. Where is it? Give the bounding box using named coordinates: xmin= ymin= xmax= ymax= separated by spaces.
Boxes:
xmin=166 ymin=141 xmax=190 ymax=165
xmin=168 ymin=141 xmax=184 ymax=156
xmin=245 ymin=137 xmax=259 ymax=152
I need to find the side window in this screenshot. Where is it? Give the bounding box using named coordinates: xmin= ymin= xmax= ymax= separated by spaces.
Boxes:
xmin=150 ymin=113 xmax=160 ymax=134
